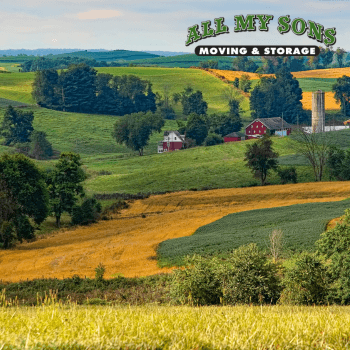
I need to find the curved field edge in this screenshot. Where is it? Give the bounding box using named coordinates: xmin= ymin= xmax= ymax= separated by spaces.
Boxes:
xmin=2 ymin=305 xmax=350 ymax=350
xmin=158 ymin=199 xmax=350 ymax=267
xmin=0 ymin=182 xmax=349 ymax=282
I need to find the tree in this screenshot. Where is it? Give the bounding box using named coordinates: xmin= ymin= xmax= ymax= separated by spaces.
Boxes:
xmin=239 ymin=74 xmax=252 ymax=92
xmin=244 ymin=134 xmax=279 ymax=185
xmin=0 ymin=153 xmax=49 ymax=246
xmin=332 ymin=75 xmax=350 ymax=118
xmin=28 ymin=130 xmax=53 ymax=160
xmin=185 ymin=113 xmax=208 ymax=146
xmin=47 ymin=152 xmax=86 ymax=227
xmin=180 ymin=86 xmax=208 ymax=115
xmin=112 ymin=112 xmax=164 ymax=155
xmin=71 ymin=197 xmax=102 ymax=226
xmin=157 ymin=85 xmax=176 ymax=120
xmin=293 ymin=129 xmax=331 ymax=181
xmin=0 ymin=106 xmax=34 ymax=145
xmin=335 ymin=48 xmax=346 ymax=68
xmin=232 ymin=56 xmax=258 ymax=72
xmin=204 ymin=132 xmax=223 ymax=146
xmin=250 ymin=68 xmax=306 ymax=124
xmin=326 ymin=146 xmax=350 ymax=181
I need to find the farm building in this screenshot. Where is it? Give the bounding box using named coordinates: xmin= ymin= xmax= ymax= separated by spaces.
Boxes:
xmin=158 ymin=131 xmax=185 ymax=153
xmin=223 ymin=132 xmax=245 ymax=142
xmin=245 ymin=117 xmax=292 ymax=139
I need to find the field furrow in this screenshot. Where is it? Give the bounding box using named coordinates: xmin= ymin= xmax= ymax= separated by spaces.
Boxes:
xmin=2 ymin=182 xmax=350 ymax=282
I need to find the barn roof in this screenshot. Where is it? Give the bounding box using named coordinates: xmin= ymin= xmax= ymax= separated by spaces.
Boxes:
xmin=224 ymin=132 xmax=241 ymax=138
xmin=246 ymin=117 xmax=293 ymax=130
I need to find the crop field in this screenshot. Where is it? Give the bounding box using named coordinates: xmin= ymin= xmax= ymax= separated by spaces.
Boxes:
xmin=302 ymin=91 xmax=340 ymax=110
xmin=0 ymin=72 xmax=35 ymax=103
xmin=2 ymin=303 xmax=350 ymax=349
xmin=158 ymin=199 xmax=350 ymax=266
xmin=0 ymin=182 xmax=349 ymax=282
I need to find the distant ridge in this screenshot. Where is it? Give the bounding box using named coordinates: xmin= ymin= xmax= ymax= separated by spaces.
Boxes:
xmin=142 ymin=51 xmax=192 ymax=57
xmin=0 ymin=49 xmax=109 ymax=56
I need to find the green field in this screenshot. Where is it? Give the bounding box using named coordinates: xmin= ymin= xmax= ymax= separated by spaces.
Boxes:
xmin=158 ymin=199 xmax=350 ymax=266
xmin=0 ymin=72 xmax=35 ymax=103
xmin=297 ymin=78 xmax=337 ymax=92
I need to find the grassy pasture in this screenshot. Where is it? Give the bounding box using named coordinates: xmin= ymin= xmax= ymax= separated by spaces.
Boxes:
xmin=2 ymin=303 xmax=350 ymax=349
xmin=0 ymin=72 xmax=35 ymax=103
xmin=158 ymin=199 xmax=350 ymax=266
xmin=297 ymin=78 xmax=337 ymax=92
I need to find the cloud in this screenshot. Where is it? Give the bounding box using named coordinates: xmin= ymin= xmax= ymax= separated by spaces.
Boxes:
xmin=76 ymin=9 xmax=122 ymax=20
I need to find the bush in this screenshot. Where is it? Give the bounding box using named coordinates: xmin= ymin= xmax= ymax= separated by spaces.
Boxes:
xmin=170 ymin=244 xmax=281 ymax=306
xmin=204 ymin=132 xmax=224 ymax=146
xmin=277 ymin=166 xmax=298 ymax=184
xmin=170 ymin=254 xmax=223 ymax=306
xmin=71 ymin=198 xmax=102 ymax=226
xmin=316 ymin=209 xmax=350 ymax=304
xmin=280 ymin=253 xmax=328 ymax=305
xmin=222 ymin=244 xmax=281 ymax=304
xmin=28 ymin=130 xmax=53 ymax=160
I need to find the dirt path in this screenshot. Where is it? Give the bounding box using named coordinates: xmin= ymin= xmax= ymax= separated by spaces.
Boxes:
xmin=2 ymin=182 xmax=350 ymax=282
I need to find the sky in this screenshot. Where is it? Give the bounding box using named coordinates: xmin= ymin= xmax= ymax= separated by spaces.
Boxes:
xmin=1 ymin=0 xmax=350 ymax=52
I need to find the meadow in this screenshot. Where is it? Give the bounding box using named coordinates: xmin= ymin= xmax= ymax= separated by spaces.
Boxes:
xmin=158 ymin=199 xmax=350 ymax=266
xmin=2 ymin=302 xmax=350 ymax=349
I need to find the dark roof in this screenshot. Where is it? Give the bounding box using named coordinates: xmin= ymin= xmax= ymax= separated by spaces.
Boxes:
xmin=250 ymin=117 xmax=293 ymax=130
xmin=224 ymin=132 xmax=241 ymax=138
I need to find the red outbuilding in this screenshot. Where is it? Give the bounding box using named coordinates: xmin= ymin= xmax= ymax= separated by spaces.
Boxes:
xmin=158 ymin=131 xmax=185 ymax=153
xmin=245 ymin=117 xmax=292 ymax=140
xmin=223 ymin=132 xmax=244 ymax=142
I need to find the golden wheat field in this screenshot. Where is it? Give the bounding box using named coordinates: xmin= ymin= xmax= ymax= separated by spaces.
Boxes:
xmin=1 ymin=182 xmax=350 ymax=283
xmin=302 ymin=91 xmax=340 ymax=110
xmin=2 ymin=302 xmax=350 ymax=349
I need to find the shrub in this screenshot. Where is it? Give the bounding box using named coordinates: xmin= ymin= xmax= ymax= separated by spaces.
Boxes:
xmin=222 ymin=244 xmax=281 ymax=304
xmin=28 ymin=130 xmax=53 ymax=160
xmin=280 ymin=252 xmax=328 ymax=305
xmin=170 ymin=244 xmax=281 ymax=306
xmin=204 ymin=132 xmax=224 ymax=146
xmin=316 ymin=209 xmax=350 ymax=304
xmin=170 ymin=254 xmax=223 ymax=306
xmin=71 ymin=198 xmax=102 ymax=226
xmin=277 ymin=166 xmax=298 ymax=184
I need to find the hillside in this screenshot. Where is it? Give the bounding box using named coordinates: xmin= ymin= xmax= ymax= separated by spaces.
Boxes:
xmin=49 ymin=50 xmax=160 ymax=62
xmin=129 ymin=54 xmax=234 ymax=68
xmin=0 ymin=182 xmax=349 ymax=282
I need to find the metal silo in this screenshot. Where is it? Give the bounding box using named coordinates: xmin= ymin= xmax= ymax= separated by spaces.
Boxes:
xmin=312 ymin=90 xmax=325 ymax=133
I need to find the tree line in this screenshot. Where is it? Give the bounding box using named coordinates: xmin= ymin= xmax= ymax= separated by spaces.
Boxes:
xmin=21 ymin=56 xmax=125 ymax=72
xmin=32 ymin=64 xmax=157 ymax=115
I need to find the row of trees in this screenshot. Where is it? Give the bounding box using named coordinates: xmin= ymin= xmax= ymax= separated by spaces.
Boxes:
xmin=21 ymin=56 xmax=124 ymax=72
xmin=32 ymin=64 xmax=157 ymax=115
xmin=0 ymin=152 xmax=98 ymax=248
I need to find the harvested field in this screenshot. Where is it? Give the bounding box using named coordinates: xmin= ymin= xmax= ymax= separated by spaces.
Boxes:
xmin=302 ymin=91 xmax=340 ymax=110
xmin=1 ymin=182 xmax=350 ymax=282
xmin=210 ymin=67 xmax=350 ymax=81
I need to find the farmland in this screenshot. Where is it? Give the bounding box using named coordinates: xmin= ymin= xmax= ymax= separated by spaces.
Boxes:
xmin=158 ymin=199 xmax=350 ymax=266
xmin=2 ymin=303 xmax=350 ymax=349
xmin=0 ymin=182 xmax=349 ymax=282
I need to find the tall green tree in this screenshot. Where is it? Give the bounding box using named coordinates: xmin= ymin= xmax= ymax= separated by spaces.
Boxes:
xmin=32 ymin=69 xmax=60 ymax=108
xmin=59 ymin=63 xmax=97 ymax=113
xmin=0 ymin=153 xmax=49 ymax=246
xmin=185 ymin=113 xmax=208 ymax=145
xmin=332 ymin=75 xmax=350 ymax=118
xmin=181 ymin=86 xmax=208 ymax=116
xmin=47 ymin=152 xmax=86 ymax=227
xmin=250 ymin=68 xmax=306 ymax=124
xmin=112 ymin=112 xmax=164 ymax=155
xmin=244 ymin=134 xmax=279 ymax=186
xmin=0 ymin=106 xmax=34 ymax=145
xmin=28 ymin=130 xmax=53 ymax=160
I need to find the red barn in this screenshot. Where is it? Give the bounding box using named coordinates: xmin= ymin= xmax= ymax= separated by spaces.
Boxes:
xmin=245 ymin=117 xmax=292 ymax=140
xmin=223 ymin=132 xmax=244 ymax=142
xmin=158 ymin=131 xmax=185 ymax=153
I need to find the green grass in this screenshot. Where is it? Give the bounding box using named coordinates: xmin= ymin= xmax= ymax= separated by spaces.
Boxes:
xmin=158 ymin=199 xmax=350 ymax=267
xmin=297 ymin=78 xmax=337 ymax=92
xmin=0 ymin=72 xmax=35 ymax=103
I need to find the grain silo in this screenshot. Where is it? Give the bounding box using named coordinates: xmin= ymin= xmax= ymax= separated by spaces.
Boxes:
xmin=312 ymin=90 xmax=325 ymax=133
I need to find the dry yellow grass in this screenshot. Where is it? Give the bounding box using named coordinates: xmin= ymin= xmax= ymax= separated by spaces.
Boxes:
xmin=0 ymin=67 xmax=6 ymax=71
xmin=2 ymin=182 xmax=350 ymax=282
xmin=211 ymin=67 xmax=350 ymax=81
xmin=302 ymin=91 xmax=340 ymax=110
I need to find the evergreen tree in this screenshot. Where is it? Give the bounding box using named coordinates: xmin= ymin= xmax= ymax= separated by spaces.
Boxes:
xmin=32 ymin=69 xmax=60 ymax=108
xmin=28 ymin=130 xmax=53 ymax=160
xmin=0 ymin=106 xmax=34 ymax=145
xmin=332 ymin=75 xmax=350 ymax=118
